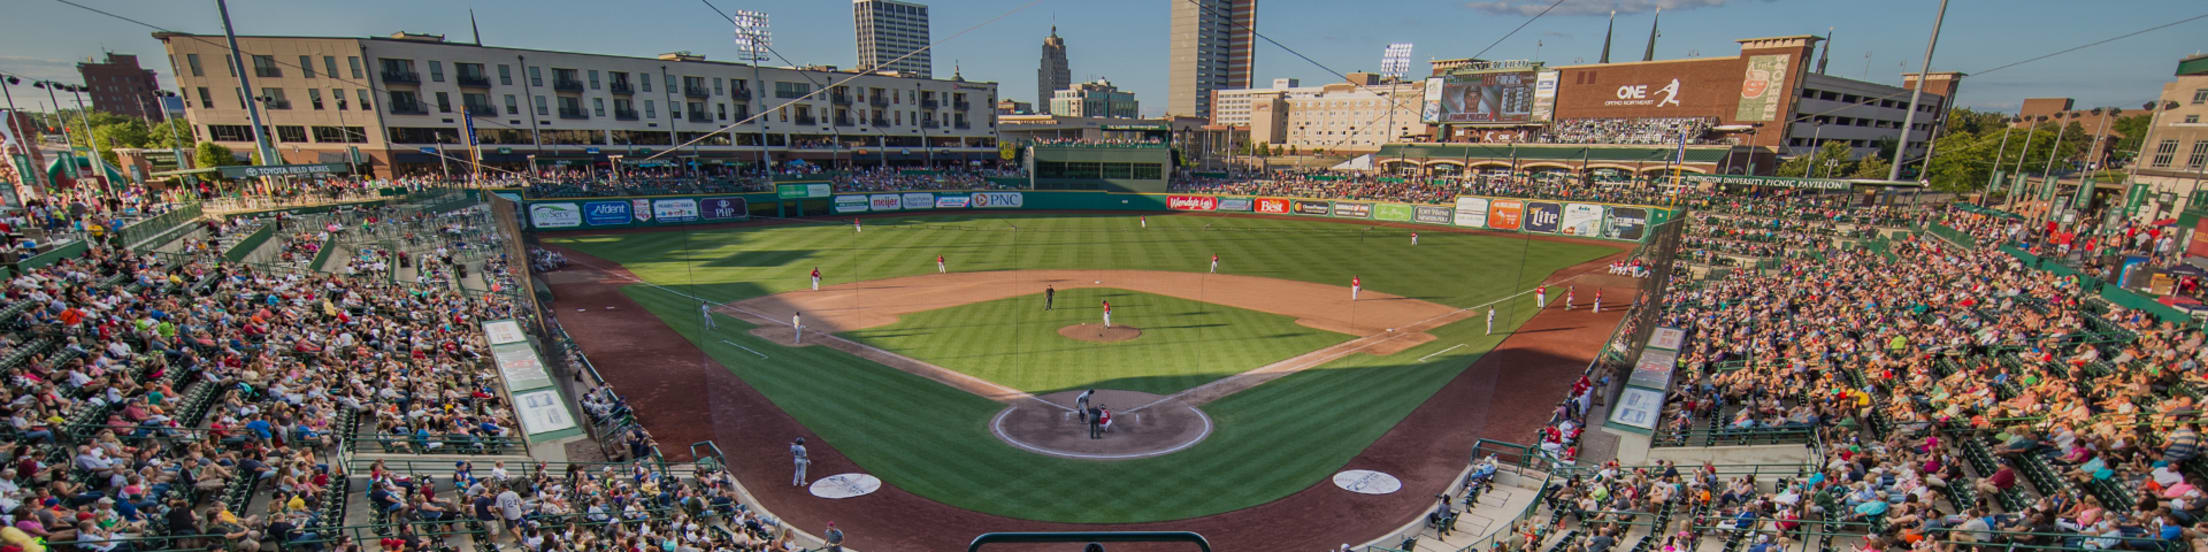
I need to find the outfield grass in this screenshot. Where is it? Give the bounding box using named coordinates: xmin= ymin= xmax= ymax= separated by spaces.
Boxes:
xmin=556 ymin=213 xmax=1618 ymax=522
xmin=841 ymin=289 xmax=1355 ymax=395
xmin=549 ymin=212 xmax=1617 ymax=309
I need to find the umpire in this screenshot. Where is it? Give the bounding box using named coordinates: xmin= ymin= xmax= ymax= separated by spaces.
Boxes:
xmin=1045 ymin=285 xmax=1055 ymax=310
xmin=1086 ymin=405 xmax=1104 ymax=439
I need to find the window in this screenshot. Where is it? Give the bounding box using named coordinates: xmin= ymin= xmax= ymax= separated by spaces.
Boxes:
xmin=206 ymin=125 xmax=256 ymax=142
xmin=2195 ymin=89 xmax=2208 ymax=104
xmin=309 ymin=89 xmax=324 ymax=110
xmin=252 ymin=55 xmax=281 ymax=78
xmin=263 ymin=87 xmax=288 ymax=107
xmin=717 ymin=103 xmax=726 ymax=120
xmin=592 ymin=98 xmax=605 ymax=116
xmin=186 ymin=53 xmax=203 ymax=77
xmin=428 ymin=60 xmax=444 ymax=82
xmin=498 ymin=64 xmax=513 ymax=86
xmin=715 ymin=78 xmax=724 ymax=95
xmin=504 ymin=94 xmax=518 ymax=115
xmin=529 ymin=66 xmax=543 ymax=87
xmin=2154 ymin=139 xmax=2181 ymax=168
xmin=640 ymin=72 xmax=652 ymax=92
xmin=535 ymin=95 xmax=548 ymax=116
xmin=299 ymin=56 xmax=315 ymax=78
xmin=2192 ymin=141 xmax=2208 ymax=170
xmin=196 ymin=87 xmax=212 ymax=108
xmin=313 ymin=126 xmax=364 ymax=143
xmin=332 ymin=88 xmax=347 ymax=109
xmin=324 ymin=56 xmax=339 ymax=79
xmin=775 ymin=82 xmax=810 ymax=99
xmin=356 ymin=89 xmax=370 ymax=110
xmin=435 ymin=92 xmax=452 ymax=113
xmin=2190 ymin=115 xmax=2202 ymax=124
xmin=276 ymin=125 xmax=307 ymax=143
xmin=666 ymin=74 xmax=676 ymax=91
xmin=588 ymin=70 xmax=600 ymax=90
xmin=347 ymin=56 xmax=363 ymax=78
xmin=644 ymin=99 xmax=656 ymax=118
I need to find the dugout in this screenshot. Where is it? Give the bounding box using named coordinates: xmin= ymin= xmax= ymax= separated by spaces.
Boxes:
xmin=1026 ymin=144 xmax=1171 ymax=194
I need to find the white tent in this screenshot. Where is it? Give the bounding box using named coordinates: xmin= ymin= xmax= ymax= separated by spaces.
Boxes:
xmin=1331 ymin=153 xmax=1374 ymax=171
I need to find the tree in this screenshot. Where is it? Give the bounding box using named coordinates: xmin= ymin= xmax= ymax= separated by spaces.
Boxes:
xmin=194 ymin=141 xmax=240 ymax=171
xmin=1849 ymin=155 xmax=1892 ymax=180
xmin=1777 ymin=141 xmax=1858 ymax=178
xmin=1943 ymin=108 xmax=2010 ymax=136
xmin=2111 ymin=114 xmax=2152 ymax=162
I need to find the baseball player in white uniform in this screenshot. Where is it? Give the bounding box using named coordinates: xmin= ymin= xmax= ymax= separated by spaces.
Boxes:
xmin=1536 ymin=284 xmax=1548 ymax=309
xmin=1566 ymin=286 xmax=1576 ymax=310
xmin=1411 ymin=232 xmax=1419 ymax=246
xmin=700 ymin=302 xmax=716 ymax=329
xmin=811 ymin=267 xmax=821 ymax=291
xmin=1486 ymin=306 xmax=1496 ymax=335
xmin=791 ymin=311 xmax=803 ymax=344
xmin=1209 ymin=254 xmax=1219 ymax=273
xmin=791 ymin=438 xmax=809 ymax=486
xmin=936 ymin=254 xmax=947 ymax=273
xmin=1351 ymin=276 xmax=1362 ymax=301
xmin=1101 ymin=300 xmax=1113 ymax=328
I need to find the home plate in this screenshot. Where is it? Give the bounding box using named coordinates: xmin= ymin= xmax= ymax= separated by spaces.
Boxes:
xmin=808 ymin=473 xmax=882 ymax=499
xmin=1332 ymin=469 xmax=1401 ymax=495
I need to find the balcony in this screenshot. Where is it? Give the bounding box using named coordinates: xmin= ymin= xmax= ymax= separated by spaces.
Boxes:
xmin=464 ymin=101 xmax=497 ymax=115
xmin=609 ymin=81 xmax=635 ymax=95
xmin=553 ymin=78 xmax=584 ymax=93
xmin=870 ymin=116 xmax=889 ymax=127
xmin=921 ymin=99 xmax=940 ymax=109
xmin=795 ymin=115 xmax=817 ymax=126
xmin=683 ymin=86 xmax=710 ymax=99
xmin=613 ymin=108 xmax=639 ymax=121
xmin=389 ymin=102 xmax=429 ymax=115
xmin=953 ymin=100 xmax=970 ymax=111
xmin=921 ymin=120 xmax=941 ymax=129
xmin=869 ymin=96 xmax=889 ymax=108
xmin=732 ymin=88 xmax=752 ymax=101
xmin=687 ymin=111 xmax=712 ymax=123
xmin=457 ymin=74 xmax=491 ymax=88
xmin=830 ymin=94 xmax=852 ymax=106
xmin=381 ymin=70 xmax=421 ymax=85
xmin=954 ymin=121 xmax=971 ymax=129
xmin=835 ymin=115 xmax=855 ymax=127
xmin=558 ymin=107 xmax=589 ymax=120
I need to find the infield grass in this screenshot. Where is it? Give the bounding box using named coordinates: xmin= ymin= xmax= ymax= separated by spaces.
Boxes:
xmin=840 ymin=289 xmax=1356 ymax=395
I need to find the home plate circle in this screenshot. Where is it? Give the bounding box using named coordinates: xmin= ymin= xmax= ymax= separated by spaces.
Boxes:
xmin=807 ymin=473 xmax=882 ymax=499
xmin=1332 ymin=469 xmax=1401 ymax=495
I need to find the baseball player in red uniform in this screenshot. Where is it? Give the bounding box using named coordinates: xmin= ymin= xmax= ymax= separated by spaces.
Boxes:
xmin=936 ymin=254 xmax=947 ymax=273
xmin=1410 ymin=232 xmax=1419 ymax=246
xmin=810 ymin=267 xmax=821 ymax=291
xmin=1351 ymin=276 xmax=1362 ymax=301
xmin=1102 ymin=300 xmax=1113 ymax=328
xmin=1536 ymin=284 xmax=1548 ymax=308
xmin=1210 ymin=254 xmax=1220 ymax=273
xmin=853 ymin=218 xmax=862 ymax=233
xmin=1141 ymin=216 xmax=1148 ymax=229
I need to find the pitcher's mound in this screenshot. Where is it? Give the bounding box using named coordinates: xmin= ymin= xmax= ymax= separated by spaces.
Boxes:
xmin=1059 ymin=323 xmax=1141 ymax=342
xmin=990 ymin=389 xmax=1212 ymax=461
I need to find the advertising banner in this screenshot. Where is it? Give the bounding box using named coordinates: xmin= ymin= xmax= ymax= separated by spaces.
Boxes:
xmin=583 ymin=201 xmax=631 ymax=226
xmin=1332 ymin=202 xmax=1373 ymax=218
xmin=1560 ymin=203 xmax=1605 ymax=237
xmin=1168 ymin=195 xmax=1219 ymax=211
xmin=652 ymin=198 xmax=700 ymax=222
xmin=902 ymin=192 xmax=934 ymax=210
xmin=1735 ymin=54 xmax=1792 ymax=122
xmin=1606 ymin=207 xmax=1648 ymax=241
xmin=1257 ymin=198 xmax=1291 ymax=214
xmin=530 ymin=203 xmax=581 ymax=228
xmin=1293 ymin=200 xmax=1332 ymax=216
xmin=777 ymin=183 xmax=832 ymax=199
xmin=1415 ymin=205 xmax=1453 ymax=224
xmin=1531 ymin=70 xmax=1560 ymax=121
xmin=935 ymin=195 xmax=970 ymax=208
xmin=972 ymin=192 xmax=1023 ymax=208
xmin=1487 ymin=199 xmax=1524 ymax=230
xmin=700 ymin=197 xmax=748 ymax=221
xmin=1454 ymin=197 xmax=1490 ymax=228
xmin=1217 ymin=197 xmax=1254 ymax=212
xmin=1373 ymin=203 xmax=1414 ymax=222
xmin=834 ymin=195 xmax=870 ymax=214
xmin=868 ymin=193 xmax=903 ymax=212
xmin=1524 ymin=202 xmax=1561 ymax=233
xmin=631 ymin=199 xmax=654 ymax=222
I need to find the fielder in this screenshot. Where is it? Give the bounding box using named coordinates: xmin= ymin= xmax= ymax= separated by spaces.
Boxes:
xmin=790 ymin=438 xmax=809 ymax=487
xmin=700 ymin=302 xmax=716 ymax=329
xmin=853 ymin=218 xmax=862 ymax=233
xmin=1593 ymin=290 xmax=1603 ymax=314
xmin=1566 ymin=286 xmax=1576 ymax=310
xmin=936 ymin=254 xmax=947 ymax=273
xmin=1411 ymin=232 xmax=1419 ymax=246
xmin=1536 ymin=284 xmax=1548 ymax=309
xmin=810 ymin=267 xmax=822 ymax=291
xmin=791 ymin=311 xmax=804 ymax=344
xmin=1102 ymin=300 xmax=1113 ymax=328
xmin=1486 ymin=306 xmax=1496 ymax=335
xmin=1209 ymin=254 xmax=1220 ymax=273
xmin=1351 ymin=276 xmax=1362 ymax=301
xmin=1140 ymin=216 xmax=1148 ymax=229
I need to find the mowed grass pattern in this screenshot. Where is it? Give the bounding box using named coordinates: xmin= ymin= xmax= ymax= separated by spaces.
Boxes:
xmin=840 ymin=289 xmax=1355 ymax=395
xmin=549 ymin=212 xmax=1618 ymax=308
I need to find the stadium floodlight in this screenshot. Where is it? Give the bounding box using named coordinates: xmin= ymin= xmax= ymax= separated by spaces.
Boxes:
xmin=732 ymin=10 xmax=771 ymax=62
xmin=1380 ymin=43 xmax=1415 ymax=80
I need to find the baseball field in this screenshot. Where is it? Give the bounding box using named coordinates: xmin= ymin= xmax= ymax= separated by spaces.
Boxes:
xmin=541 ymin=211 xmax=1625 ymax=531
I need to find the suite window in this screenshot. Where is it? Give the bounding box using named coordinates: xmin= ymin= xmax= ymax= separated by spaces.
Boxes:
xmin=275 ymin=125 xmax=307 ymax=143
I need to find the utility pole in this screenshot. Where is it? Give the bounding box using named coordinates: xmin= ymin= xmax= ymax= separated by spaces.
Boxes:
xmin=1888 ymin=0 xmax=1949 ymax=181
xmin=216 ymin=0 xmax=277 ymax=166
xmin=1983 ymin=120 xmax=2015 ymax=206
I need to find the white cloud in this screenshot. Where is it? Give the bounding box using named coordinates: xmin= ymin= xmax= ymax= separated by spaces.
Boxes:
xmin=1466 ymin=0 xmax=1735 ymax=17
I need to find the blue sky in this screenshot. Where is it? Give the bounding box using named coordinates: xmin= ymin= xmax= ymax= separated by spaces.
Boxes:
xmin=3 ymin=0 xmax=2204 ymax=118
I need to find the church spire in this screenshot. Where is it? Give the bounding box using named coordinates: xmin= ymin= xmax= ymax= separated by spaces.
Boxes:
xmin=1598 ymin=10 xmax=1615 ymax=64
xmin=1641 ymin=7 xmax=1660 ymax=62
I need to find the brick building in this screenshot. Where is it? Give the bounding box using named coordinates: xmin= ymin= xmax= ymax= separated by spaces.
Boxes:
xmin=77 ymin=53 xmax=165 ymax=121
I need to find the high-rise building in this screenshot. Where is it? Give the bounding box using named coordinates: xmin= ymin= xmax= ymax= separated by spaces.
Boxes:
xmin=77 ymin=53 xmax=165 ymax=121
xmin=1037 ymin=26 xmax=1070 ymax=114
xmin=2132 ymin=54 xmax=2208 ymax=216
xmin=854 ymin=0 xmax=932 ymax=77
xmin=1051 ymin=79 xmax=1139 ymax=119
xmin=1167 ymin=0 xmax=1256 ymax=119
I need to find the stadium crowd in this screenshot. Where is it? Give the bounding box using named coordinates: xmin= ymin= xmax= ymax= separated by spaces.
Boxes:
xmin=1540 ymin=117 xmax=1720 ymax=146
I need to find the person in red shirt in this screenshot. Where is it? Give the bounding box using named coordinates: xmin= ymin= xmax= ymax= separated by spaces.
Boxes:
xmin=936 ymin=254 xmax=946 ymax=273
xmin=1101 ymin=300 xmax=1113 ymax=328
xmin=810 ymin=267 xmax=822 ymax=291
xmin=1351 ymin=276 xmax=1362 ymax=301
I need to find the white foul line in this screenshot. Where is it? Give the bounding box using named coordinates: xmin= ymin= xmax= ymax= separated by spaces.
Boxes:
xmin=719 ymin=339 xmax=771 ymax=359
xmin=1417 ymin=344 xmax=1468 ymax=363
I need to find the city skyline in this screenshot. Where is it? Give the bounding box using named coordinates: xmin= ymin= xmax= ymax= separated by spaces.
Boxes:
xmin=3 ymin=0 xmax=2205 ymax=119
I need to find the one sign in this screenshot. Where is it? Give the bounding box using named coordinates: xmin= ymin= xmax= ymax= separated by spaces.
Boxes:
xmin=218 ymin=162 xmax=350 ymax=179
xmin=701 ymin=197 xmax=748 ymax=220
xmin=530 ymin=203 xmax=581 ymax=228
xmin=653 ymin=198 xmax=700 ymax=222
xmin=778 ymin=183 xmax=831 ymax=199
xmin=868 ymin=193 xmax=902 ymax=212
xmin=1256 ymin=197 xmax=1291 ymax=214
xmin=1168 ymin=195 xmax=1218 ymax=211
xmin=583 ymin=201 xmax=631 ymax=226
xmin=1293 ymin=200 xmax=1332 ymax=216
xmin=1487 ymin=199 xmax=1524 ymax=230
xmin=834 ymin=194 xmax=870 ymax=213
xmin=1218 ymin=197 xmax=1254 ymax=212
xmin=1332 ymin=202 xmax=1372 ymax=218
xmin=934 ymin=195 xmax=970 ymax=208
xmin=1454 ymin=197 xmax=1489 ymax=228
xmin=1414 ymin=205 xmax=1453 ymax=224
xmin=1560 ymin=203 xmax=1605 ymax=237
xmin=1373 ymin=203 xmax=1414 ymax=222
xmin=901 ymin=192 xmax=934 ymax=210
xmin=971 ymin=192 xmax=1023 ymax=208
